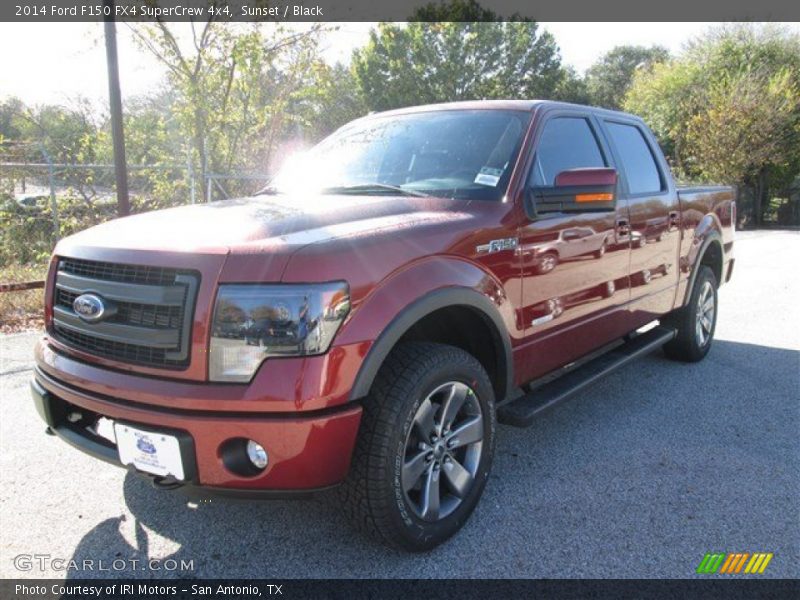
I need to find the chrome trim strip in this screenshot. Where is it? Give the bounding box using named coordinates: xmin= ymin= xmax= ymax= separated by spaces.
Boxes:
xmin=165 ymin=274 xmax=197 ymax=361
xmin=55 ymin=271 xmax=185 ymax=306
xmin=53 ymin=305 xmax=180 ymax=348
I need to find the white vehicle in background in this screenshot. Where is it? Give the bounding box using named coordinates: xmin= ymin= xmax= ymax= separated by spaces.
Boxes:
xmin=529 ymin=226 xmax=612 ymax=273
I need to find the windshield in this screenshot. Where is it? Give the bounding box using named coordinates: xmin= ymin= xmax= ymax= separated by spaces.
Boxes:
xmin=270 ymin=109 xmax=531 ymax=201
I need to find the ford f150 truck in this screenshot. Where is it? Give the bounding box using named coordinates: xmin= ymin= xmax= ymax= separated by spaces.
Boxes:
xmin=31 ymin=100 xmax=735 ymax=551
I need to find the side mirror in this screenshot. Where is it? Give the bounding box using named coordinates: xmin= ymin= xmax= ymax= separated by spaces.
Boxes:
xmin=531 ymin=167 xmax=618 ymax=215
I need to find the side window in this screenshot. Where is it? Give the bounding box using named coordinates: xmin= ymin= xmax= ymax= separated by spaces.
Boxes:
xmin=531 ymin=117 xmax=606 ymax=186
xmin=605 ymin=122 xmax=663 ymax=195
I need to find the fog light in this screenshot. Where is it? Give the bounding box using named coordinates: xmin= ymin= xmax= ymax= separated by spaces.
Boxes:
xmin=246 ymin=440 xmax=268 ymax=469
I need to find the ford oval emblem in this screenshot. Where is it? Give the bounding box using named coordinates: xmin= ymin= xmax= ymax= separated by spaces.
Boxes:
xmin=73 ymin=293 xmax=107 ymax=323
xmin=136 ymin=435 xmax=157 ymax=455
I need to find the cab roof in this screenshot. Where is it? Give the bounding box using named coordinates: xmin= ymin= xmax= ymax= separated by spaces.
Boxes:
xmin=360 ymin=99 xmax=640 ymax=122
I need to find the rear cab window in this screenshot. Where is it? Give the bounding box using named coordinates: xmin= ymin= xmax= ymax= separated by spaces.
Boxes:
xmin=604 ymin=121 xmax=664 ymax=195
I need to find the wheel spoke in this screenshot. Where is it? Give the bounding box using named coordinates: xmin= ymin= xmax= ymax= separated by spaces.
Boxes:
xmin=402 ymin=450 xmax=430 ymax=492
xmin=701 ymin=315 xmax=712 ymax=332
xmin=448 ymin=415 xmax=483 ymax=449
xmin=699 ymin=284 xmax=710 ymax=306
xmin=439 ymin=383 xmax=468 ymax=433
xmin=696 ymin=321 xmax=705 ymax=345
xmin=443 ymin=457 xmax=473 ymax=498
xmin=413 ymin=398 xmax=437 ymax=439
xmin=702 ymin=297 xmax=714 ymax=314
xmin=420 ymin=466 xmax=440 ymax=521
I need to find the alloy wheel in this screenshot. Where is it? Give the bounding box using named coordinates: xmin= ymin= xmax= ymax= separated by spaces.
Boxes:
xmin=401 ymin=381 xmax=484 ymax=522
xmin=695 ymin=281 xmax=715 ymax=347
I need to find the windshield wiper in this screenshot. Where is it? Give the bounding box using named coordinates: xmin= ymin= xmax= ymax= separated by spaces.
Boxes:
xmin=256 ymin=185 xmax=281 ymax=196
xmin=322 ymin=183 xmax=431 ymax=198
xmin=257 ymin=183 xmax=431 ymax=198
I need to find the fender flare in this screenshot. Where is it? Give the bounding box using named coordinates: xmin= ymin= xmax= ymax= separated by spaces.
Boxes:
xmin=347 ymin=287 xmax=513 ymax=402
xmin=682 ymin=229 xmax=723 ymax=305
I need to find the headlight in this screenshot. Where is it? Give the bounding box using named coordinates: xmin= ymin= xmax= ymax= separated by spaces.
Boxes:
xmin=209 ymin=282 xmax=350 ymax=382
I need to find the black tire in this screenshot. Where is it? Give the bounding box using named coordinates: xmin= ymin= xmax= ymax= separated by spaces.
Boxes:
xmin=339 ymin=342 xmax=496 ymax=551
xmin=593 ymin=241 xmax=607 ymax=259
xmin=662 ymin=265 xmax=718 ymax=362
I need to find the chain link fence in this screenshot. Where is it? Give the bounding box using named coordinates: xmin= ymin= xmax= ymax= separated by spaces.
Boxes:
xmin=0 ymin=149 xmax=271 ymax=330
xmin=0 ymin=145 xmax=270 ymax=266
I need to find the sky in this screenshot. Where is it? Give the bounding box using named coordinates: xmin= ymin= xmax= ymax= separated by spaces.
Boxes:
xmin=1 ymin=22 xmax=798 ymax=108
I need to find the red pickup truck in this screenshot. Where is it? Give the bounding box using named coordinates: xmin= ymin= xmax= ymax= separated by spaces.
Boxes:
xmin=31 ymin=100 xmax=735 ymax=551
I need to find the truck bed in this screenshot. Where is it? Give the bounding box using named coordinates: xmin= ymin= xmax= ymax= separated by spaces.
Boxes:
xmin=677 ymin=184 xmax=736 ymax=284
xmin=676 ymin=185 xmax=736 ymax=229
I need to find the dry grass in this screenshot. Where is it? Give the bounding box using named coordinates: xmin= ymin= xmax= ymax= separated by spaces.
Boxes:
xmin=0 ymin=263 xmax=47 ymax=333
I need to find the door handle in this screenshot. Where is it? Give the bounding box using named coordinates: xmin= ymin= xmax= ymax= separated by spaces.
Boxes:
xmin=669 ymin=211 xmax=680 ymax=226
xmin=616 ymin=219 xmax=631 ymax=236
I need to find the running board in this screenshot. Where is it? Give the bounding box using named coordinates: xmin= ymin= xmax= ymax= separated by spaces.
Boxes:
xmin=497 ymin=326 xmax=677 ymax=428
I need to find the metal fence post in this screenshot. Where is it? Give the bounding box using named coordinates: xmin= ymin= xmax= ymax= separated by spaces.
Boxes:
xmin=40 ymin=146 xmax=60 ymax=243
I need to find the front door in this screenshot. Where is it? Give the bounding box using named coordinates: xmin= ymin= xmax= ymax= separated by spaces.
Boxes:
xmin=515 ymin=112 xmax=633 ymax=383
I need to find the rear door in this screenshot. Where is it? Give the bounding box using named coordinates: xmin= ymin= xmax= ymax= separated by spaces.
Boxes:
xmin=598 ymin=118 xmax=681 ymax=322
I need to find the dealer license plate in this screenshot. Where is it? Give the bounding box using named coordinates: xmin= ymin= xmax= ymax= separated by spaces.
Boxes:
xmin=114 ymin=423 xmax=185 ymax=481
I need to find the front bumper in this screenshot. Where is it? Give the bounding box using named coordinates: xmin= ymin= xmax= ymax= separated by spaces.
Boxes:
xmin=31 ymin=365 xmax=362 ymax=493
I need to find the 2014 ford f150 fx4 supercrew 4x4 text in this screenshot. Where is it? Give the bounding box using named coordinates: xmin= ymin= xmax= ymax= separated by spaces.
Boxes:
xmin=31 ymin=100 xmax=735 ymax=551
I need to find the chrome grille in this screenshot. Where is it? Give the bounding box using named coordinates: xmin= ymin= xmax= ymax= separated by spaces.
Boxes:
xmin=56 ymin=289 xmax=183 ymax=329
xmin=52 ymin=258 xmax=199 ymax=369
xmin=59 ymin=258 xmax=180 ymax=286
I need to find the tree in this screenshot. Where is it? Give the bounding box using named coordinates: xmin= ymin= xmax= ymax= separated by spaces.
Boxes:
xmin=128 ymin=20 xmax=326 ymax=188
xmin=0 ymin=97 xmax=26 ymax=143
xmin=292 ymin=62 xmax=368 ymax=140
xmin=625 ymin=25 xmax=800 ymax=225
xmin=113 ymin=91 xmax=193 ymax=209
xmin=13 ymin=100 xmax=99 ymax=166
xmin=6 ymin=99 xmax=109 ymax=205
xmin=553 ymin=66 xmax=590 ymax=105
xmin=352 ymin=19 xmax=566 ymax=111
xmin=411 ymin=0 xmax=506 ymax=21
xmin=585 ymin=45 xmax=669 ymax=110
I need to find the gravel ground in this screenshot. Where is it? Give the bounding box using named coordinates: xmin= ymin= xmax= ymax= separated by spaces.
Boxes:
xmin=1 ymin=230 xmax=798 ymax=579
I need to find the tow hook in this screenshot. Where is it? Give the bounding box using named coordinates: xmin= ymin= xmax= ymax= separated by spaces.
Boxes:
xmin=151 ymin=475 xmax=184 ymax=490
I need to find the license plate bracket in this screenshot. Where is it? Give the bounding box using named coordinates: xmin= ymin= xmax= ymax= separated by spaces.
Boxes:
xmin=114 ymin=422 xmax=186 ymax=481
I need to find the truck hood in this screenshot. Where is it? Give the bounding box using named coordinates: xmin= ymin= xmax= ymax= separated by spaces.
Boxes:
xmin=54 ymin=194 xmax=476 ymax=283
xmin=57 ymin=194 xmax=465 ymax=255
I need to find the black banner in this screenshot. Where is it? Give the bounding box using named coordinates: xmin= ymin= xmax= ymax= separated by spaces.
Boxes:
xmin=2 ymin=579 xmax=800 ymax=600
xmin=2 ymin=0 xmax=800 ymax=22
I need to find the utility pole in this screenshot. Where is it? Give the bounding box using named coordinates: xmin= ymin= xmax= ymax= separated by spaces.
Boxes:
xmin=103 ymin=0 xmax=130 ymax=216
